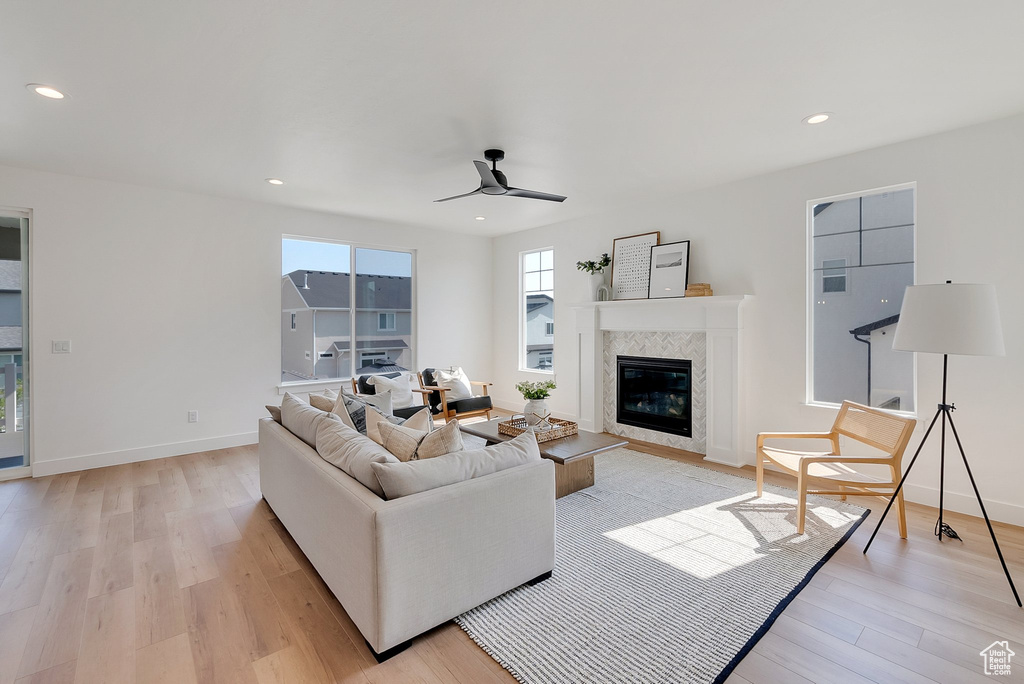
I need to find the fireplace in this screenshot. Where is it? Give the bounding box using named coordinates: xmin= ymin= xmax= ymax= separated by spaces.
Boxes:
xmin=616 ymin=355 xmax=692 ymax=437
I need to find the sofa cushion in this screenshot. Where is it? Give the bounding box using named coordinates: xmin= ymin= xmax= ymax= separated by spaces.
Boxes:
xmin=447 ymin=395 xmax=493 ymax=414
xmin=315 ymin=420 xmax=398 ymax=498
xmin=377 ymin=418 xmax=463 ymax=462
xmin=365 ymin=406 xmax=432 ymax=445
xmin=371 ymin=431 xmax=542 ymax=499
xmin=434 ymin=367 xmax=473 ymax=401
xmin=265 ymin=405 xmax=282 ymax=423
xmin=281 ymin=393 xmax=341 ymax=448
xmin=367 ymin=373 xmax=416 ymax=409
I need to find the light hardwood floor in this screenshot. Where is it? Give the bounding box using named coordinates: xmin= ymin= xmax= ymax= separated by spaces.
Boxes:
xmin=0 ymin=417 xmax=1020 ymax=683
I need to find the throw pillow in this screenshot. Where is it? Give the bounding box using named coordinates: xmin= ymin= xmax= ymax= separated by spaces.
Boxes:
xmin=333 ymin=390 xmax=393 ymax=434
xmin=371 ymin=431 xmax=542 ymax=499
xmin=367 ymin=373 xmax=416 ymax=409
xmin=315 ymin=420 xmax=398 ymax=498
xmin=265 ymin=405 xmax=282 ymax=423
xmin=377 ymin=418 xmax=464 ymax=462
xmin=308 ymin=391 xmax=336 ymax=413
xmin=281 ymin=393 xmax=341 ymax=448
xmin=434 ymin=367 xmax=473 ymax=401
xmin=365 ymin=406 xmax=432 ymax=445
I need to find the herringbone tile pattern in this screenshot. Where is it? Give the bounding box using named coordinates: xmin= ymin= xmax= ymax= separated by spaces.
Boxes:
xmin=604 ymin=330 xmax=707 ymax=452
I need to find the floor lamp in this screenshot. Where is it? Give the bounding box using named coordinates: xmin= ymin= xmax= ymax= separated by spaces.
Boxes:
xmin=862 ymin=281 xmax=1021 ymax=607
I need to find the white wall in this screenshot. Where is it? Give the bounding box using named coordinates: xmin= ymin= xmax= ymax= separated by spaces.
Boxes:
xmin=492 ymin=113 xmax=1024 ymax=525
xmin=0 ymin=164 xmax=492 ymax=475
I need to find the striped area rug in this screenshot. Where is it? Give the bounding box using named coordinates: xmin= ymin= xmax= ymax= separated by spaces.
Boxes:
xmin=455 ymin=448 xmax=867 ymax=684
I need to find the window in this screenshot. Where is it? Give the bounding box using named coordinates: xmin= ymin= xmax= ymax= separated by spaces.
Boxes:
xmin=809 ymin=185 xmax=915 ymax=411
xmin=821 ymin=259 xmax=847 ymax=293
xmin=281 ymin=238 xmax=414 ymax=383
xmin=521 ymin=248 xmax=554 ymax=372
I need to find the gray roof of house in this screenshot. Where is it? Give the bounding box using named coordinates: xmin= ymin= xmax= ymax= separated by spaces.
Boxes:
xmin=0 ymin=326 xmax=22 ymax=352
xmin=331 ymin=338 xmax=409 ymax=352
xmin=526 ymin=293 xmax=552 ymax=313
xmin=285 ymin=271 xmax=411 ymax=310
xmin=849 ymin=314 xmax=900 ymax=336
xmin=0 ymin=261 xmax=21 ymax=291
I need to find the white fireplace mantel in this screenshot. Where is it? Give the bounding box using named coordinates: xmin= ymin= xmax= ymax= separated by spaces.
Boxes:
xmin=571 ymin=295 xmax=752 ymax=468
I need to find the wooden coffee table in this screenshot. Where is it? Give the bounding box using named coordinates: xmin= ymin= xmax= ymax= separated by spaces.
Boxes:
xmin=458 ymin=418 xmax=627 ymax=497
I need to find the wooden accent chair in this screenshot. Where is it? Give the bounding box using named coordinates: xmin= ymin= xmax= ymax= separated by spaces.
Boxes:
xmin=757 ymin=401 xmax=917 ymax=536
xmin=415 ymin=368 xmax=493 ymax=423
xmin=348 ymin=372 xmax=426 ymax=420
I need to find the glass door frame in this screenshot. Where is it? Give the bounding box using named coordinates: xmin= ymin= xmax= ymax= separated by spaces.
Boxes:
xmin=0 ymin=207 xmax=30 ymax=480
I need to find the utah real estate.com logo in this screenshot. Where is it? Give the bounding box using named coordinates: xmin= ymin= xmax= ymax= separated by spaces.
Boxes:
xmin=980 ymin=641 xmax=1015 ymax=676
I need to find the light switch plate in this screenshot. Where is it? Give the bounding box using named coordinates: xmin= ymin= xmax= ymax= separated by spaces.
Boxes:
xmin=52 ymin=340 xmax=71 ymax=354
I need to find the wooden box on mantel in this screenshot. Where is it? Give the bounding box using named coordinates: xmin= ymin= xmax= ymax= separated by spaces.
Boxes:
xmin=685 ymin=282 xmax=713 ymax=297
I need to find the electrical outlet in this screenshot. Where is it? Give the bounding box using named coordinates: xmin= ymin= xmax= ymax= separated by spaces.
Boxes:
xmin=187 ymin=410 xmax=199 ymax=423
xmin=52 ymin=340 xmax=71 ymax=354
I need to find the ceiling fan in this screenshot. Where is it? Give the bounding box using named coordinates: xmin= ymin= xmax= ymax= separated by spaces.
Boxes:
xmin=434 ymin=149 xmax=566 ymax=203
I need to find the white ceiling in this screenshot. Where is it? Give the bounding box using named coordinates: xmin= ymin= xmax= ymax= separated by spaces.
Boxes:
xmin=3 ymin=1 xmax=1024 ymax=236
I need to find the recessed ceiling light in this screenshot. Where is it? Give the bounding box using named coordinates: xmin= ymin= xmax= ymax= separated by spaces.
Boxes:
xmin=475 ymin=216 xmax=486 ymax=221
xmin=265 ymin=178 xmax=285 ymax=185
xmin=803 ymin=112 xmax=831 ymax=125
xmin=26 ymin=83 xmax=66 ymax=99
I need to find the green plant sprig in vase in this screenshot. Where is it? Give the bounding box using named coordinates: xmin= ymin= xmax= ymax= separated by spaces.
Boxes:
xmin=515 ymin=380 xmax=556 ymax=426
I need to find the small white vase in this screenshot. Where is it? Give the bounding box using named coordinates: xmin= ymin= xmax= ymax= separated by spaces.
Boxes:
xmin=523 ymin=399 xmax=549 ymax=426
xmin=588 ymin=272 xmax=606 ymax=301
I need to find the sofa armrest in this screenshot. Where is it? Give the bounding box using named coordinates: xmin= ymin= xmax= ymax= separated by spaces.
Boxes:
xmin=372 ymin=459 xmax=556 ymax=651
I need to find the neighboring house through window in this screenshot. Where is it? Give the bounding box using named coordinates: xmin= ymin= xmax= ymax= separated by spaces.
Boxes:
xmin=809 ymin=185 xmax=915 ymax=411
xmin=281 ymin=238 xmax=415 ymax=383
xmin=521 ymin=248 xmax=554 ymax=372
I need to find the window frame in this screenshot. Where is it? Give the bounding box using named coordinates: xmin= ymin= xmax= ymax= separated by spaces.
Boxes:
xmin=805 ymin=182 xmax=917 ymax=415
xmin=279 ymin=235 xmax=416 ymax=392
xmin=519 ymin=247 xmax=555 ymax=375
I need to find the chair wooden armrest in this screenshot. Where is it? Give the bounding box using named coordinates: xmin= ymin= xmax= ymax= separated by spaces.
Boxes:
xmin=470 ymin=380 xmax=491 ymax=396
xmin=758 ymin=431 xmax=834 ymax=441
xmin=798 ymin=454 xmax=897 ymax=466
xmin=412 ymin=386 xmax=449 ymax=396
xmin=757 ymin=432 xmax=837 ymax=449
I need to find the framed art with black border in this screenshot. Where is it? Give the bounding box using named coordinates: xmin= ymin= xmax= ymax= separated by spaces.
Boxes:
xmin=647 ymin=240 xmax=690 ymax=299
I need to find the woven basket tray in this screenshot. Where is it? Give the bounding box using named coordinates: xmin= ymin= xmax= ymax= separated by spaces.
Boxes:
xmin=498 ymin=417 xmax=579 ymax=443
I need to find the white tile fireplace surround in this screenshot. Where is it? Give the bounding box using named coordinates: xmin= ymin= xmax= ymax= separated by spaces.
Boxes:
xmin=572 ymin=296 xmax=751 ymax=468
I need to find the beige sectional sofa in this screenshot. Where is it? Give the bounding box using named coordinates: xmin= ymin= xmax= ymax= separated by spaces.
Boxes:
xmin=258 ymin=417 xmax=556 ymax=659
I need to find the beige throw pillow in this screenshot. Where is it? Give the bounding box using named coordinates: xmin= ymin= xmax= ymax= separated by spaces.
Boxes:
xmin=281 ymin=393 xmax=341 ymax=448
xmin=365 ymin=406 xmax=432 ymax=445
xmin=265 ymin=405 xmax=282 ymax=423
xmin=377 ymin=418 xmax=463 ymax=462
xmin=308 ymin=391 xmax=336 ymax=412
xmin=367 ymin=374 xmax=416 ymax=409
xmin=371 ymin=431 xmax=542 ymax=499
xmin=315 ymin=420 xmax=398 ymax=497
xmin=434 ymin=367 xmax=473 ymax=401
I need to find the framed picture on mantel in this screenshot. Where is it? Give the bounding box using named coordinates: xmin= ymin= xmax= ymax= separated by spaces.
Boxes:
xmin=648 ymin=240 xmax=690 ymax=299
xmin=611 ymin=231 xmax=660 ymax=300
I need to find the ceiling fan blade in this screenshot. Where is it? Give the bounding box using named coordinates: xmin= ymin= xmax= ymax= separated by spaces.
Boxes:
xmin=434 ymin=188 xmax=483 ymax=203
xmin=474 ymin=160 xmax=502 ymax=188
xmin=505 ymin=187 xmax=567 ymax=202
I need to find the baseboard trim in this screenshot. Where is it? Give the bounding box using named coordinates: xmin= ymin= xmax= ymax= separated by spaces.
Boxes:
xmin=902 ymin=482 xmax=1023 ymax=528
xmin=31 ymin=431 xmax=259 ymax=477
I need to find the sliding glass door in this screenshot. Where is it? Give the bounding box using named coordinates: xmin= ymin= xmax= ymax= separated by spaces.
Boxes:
xmin=0 ymin=211 xmax=28 ymax=472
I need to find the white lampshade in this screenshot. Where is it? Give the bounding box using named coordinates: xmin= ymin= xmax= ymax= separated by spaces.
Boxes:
xmin=893 ymin=283 xmax=1005 ymax=356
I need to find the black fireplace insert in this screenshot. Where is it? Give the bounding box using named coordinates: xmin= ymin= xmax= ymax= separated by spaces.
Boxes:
xmin=616 ymin=355 xmax=692 ymax=437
